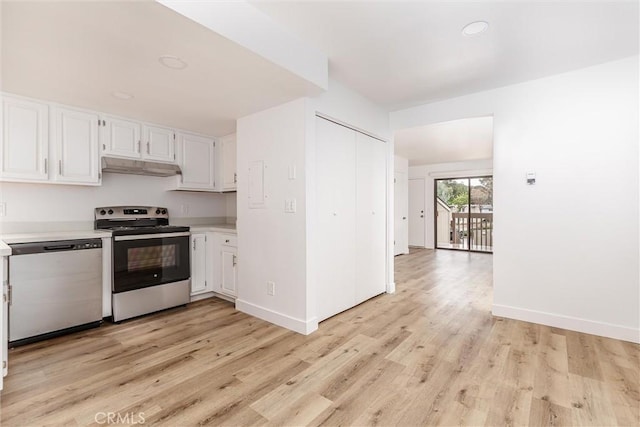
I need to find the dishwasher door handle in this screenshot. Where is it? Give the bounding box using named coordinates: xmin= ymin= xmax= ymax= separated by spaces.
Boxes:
xmin=43 ymin=244 xmax=75 ymax=251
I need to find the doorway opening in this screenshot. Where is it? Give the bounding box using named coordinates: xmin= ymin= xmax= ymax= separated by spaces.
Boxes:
xmin=435 ymin=176 xmax=493 ymax=253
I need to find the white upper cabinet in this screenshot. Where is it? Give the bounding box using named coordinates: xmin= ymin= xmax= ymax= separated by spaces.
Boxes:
xmin=101 ymin=116 xmax=177 ymax=164
xmin=101 ymin=116 xmax=141 ymax=159
xmin=51 ymin=107 xmax=100 ymax=184
xmin=1 ymin=95 xmax=49 ymax=181
xmin=177 ymin=132 xmax=215 ymax=191
xmin=215 ymin=133 xmax=237 ymax=192
xmin=144 ymin=125 xmax=175 ymax=163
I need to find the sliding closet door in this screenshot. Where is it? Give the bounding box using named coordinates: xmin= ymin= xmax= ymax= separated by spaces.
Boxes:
xmin=355 ymin=132 xmax=387 ymax=303
xmin=315 ymin=117 xmax=357 ymax=321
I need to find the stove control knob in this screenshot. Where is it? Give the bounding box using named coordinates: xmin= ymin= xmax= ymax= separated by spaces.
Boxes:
xmin=99 ymin=209 xmax=106 ymax=215
xmin=108 ymin=209 xmax=114 ymax=215
xmin=156 ymin=209 xmax=161 ymax=215
xmin=161 ymin=209 xmax=167 ymax=215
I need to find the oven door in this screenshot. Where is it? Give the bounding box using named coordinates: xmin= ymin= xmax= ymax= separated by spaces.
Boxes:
xmin=113 ymin=232 xmax=190 ymax=293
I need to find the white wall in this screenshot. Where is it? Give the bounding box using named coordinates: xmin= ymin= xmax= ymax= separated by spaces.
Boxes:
xmin=391 ymin=56 xmax=639 ymax=343
xmin=0 ymin=173 xmax=228 ymax=232
xmin=394 ymin=156 xmax=409 ymax=256
xmin=409 ymin=159 xmax=493 ymax=249
xmin=236 ymin=79 xmax=391 ymax=334
xmin=236 ymin=98 xmax=312 ymax=333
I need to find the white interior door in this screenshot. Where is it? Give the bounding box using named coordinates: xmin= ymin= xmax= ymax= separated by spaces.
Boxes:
xmin=394 ymin=171 xmax=409 ymax=255
xmin=408 ymin=178 xmax=426 ymax=247
xmin=355 ymin=132 xmax=387 ymax=303
xmin=316 ymin=117 xmax=357 ymax=321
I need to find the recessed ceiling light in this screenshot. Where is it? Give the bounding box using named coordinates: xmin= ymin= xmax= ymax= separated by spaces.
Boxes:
xmin=112 ymin=91 xmax=134 ymax=100
xmin=159 ymin=55 xmax=188 ymax=70
xmin=462 ymin=21 xmax=489 ymax=36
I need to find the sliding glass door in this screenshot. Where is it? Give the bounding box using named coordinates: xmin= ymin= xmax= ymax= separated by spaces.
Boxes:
xmin=435 ymin=176 xmax=493 ymax=253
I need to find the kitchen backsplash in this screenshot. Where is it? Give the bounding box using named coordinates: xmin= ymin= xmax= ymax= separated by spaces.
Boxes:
xmin=0 ymin=172 xmax=236 ymax=233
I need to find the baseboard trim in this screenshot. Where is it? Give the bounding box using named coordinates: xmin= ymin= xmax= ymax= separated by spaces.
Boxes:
xmin=386 ymin=282 xmax=396 ymax=294
xmin=235 ymin=299 xmax=318 ymax=335
xmin=492 ymin=304 xmax=640 ymax=344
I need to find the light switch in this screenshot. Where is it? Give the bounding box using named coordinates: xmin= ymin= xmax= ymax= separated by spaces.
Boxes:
xmin=288 ymin=165 xmax=296 ymax=180
xmin=285 ymin=198 xmax=297 ymax=213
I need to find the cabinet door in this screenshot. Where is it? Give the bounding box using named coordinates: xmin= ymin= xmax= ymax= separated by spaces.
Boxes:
xmin=190 ymin=234 xmax=208 ymax=295
xmin=144 ymin=125 xmax=175 ymax=163
xmin=51 ymin=107 xmax=100 ymax=184
xmin=220 ymin=246 xmax=237 ymax=297
xmin=178 ymin=132 xmax=215 ymax=190
xmin=221 ymin=134 xmax=237 ymax=190
xmin=315 ymin=117 xmax=357 ymax=321
xmin=355 ymin=133 xmax=387 ymax=303
xmin=1 ymin=96 xmax=49 ymax=181
xmin=101 ymin=116 xmax=141 ymax=158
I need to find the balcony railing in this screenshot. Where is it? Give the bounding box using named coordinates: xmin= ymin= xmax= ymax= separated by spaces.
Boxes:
xmin=450 ymin=212 xmax=493 ymax=251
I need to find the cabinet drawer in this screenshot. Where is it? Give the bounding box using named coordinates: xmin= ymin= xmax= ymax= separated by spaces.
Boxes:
xmin=219 ymin=234 xmax=237 ymax=247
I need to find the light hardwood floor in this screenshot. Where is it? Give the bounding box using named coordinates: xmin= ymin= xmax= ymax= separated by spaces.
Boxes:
xmin=1 ymin=248 xmax=638 ymax=426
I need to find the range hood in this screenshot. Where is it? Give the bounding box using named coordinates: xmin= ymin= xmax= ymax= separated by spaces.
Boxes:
xmin=101 ymin=156 xmax=182 ymax=177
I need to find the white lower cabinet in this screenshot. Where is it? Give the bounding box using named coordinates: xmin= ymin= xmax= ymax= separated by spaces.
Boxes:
xmin=208 ymin=233 xmax=237 ymax=299
xmin=219 ymin=236 xmax=238 ymax=297
xmin=190 ymin=233 xmax=211 ymax=296
xmin=190 ymin=231 xmax=238 ymax=300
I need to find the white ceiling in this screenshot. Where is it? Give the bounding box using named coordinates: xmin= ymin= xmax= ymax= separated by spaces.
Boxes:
xmin=2 ymin=1 xmax=637 ymax=140
xmin=394 ymin=117 xmax=493 ymax=166
xmin=1 ymin=0 xmax=323 ymax=136
xmin=251 ymin=1 xmax=639 ymax=110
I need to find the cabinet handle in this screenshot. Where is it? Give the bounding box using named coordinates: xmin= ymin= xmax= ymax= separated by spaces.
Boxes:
xmin=193 ymin=239 xmax=196 ymax=250
xmin=59 ymin=160 xmax=63 ymax=175
xmin=137 ymin=140 xmax=141 ymax=153
xmin=234 ymin=172 xmax=237 ymax=183
xmin=44 ymin=158 xmax=48 ymax=174
xmin=232 ymin=254 xmax=237 ymax=267
xmin=147 ymin=141 xmax=150 ymax=154
xmin=225 ymin=239 xmax=230 ymax=243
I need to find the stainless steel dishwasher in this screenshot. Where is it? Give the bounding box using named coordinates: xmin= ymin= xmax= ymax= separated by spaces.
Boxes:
xmin=8 ymin=238 xmax=103 ymax=346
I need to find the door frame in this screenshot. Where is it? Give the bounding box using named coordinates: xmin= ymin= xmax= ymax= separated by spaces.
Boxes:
xmin=433 ymin=175 xmax=493 ymax=254
xmin=408 ymin=177 xmax=426 ymax=248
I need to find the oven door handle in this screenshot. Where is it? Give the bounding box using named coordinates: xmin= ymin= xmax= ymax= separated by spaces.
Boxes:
xmin=113 ymin=232 xmax=191 ymax=241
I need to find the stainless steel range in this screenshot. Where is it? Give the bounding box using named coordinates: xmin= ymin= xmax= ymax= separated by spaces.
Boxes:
xmin=95 ymin=206 xmax=190 ymax=322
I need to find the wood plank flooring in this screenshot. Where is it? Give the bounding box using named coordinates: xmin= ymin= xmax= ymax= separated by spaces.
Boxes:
xmin=1 ymin=248 xmax=638 ymax=426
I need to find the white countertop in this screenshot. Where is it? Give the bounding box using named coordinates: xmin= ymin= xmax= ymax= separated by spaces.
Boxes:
xmin=0 ymin=240 xmax=11 ymax=256
xmin=189 ymin=224 xmax=237 ymax=234
xmin=0 ymin=224 xmax=235 ymax=247
xmin=0 ymin=230 xmax=112 ymax=245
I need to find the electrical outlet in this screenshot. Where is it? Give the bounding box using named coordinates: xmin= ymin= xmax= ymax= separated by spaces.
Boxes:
xmin=267 ymin=281 xmax=275 ymax=296
xmin=180 ymin=204 xmax=190 ymax=215
xmin=0 ymin=202 xmax=6 ymax=217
